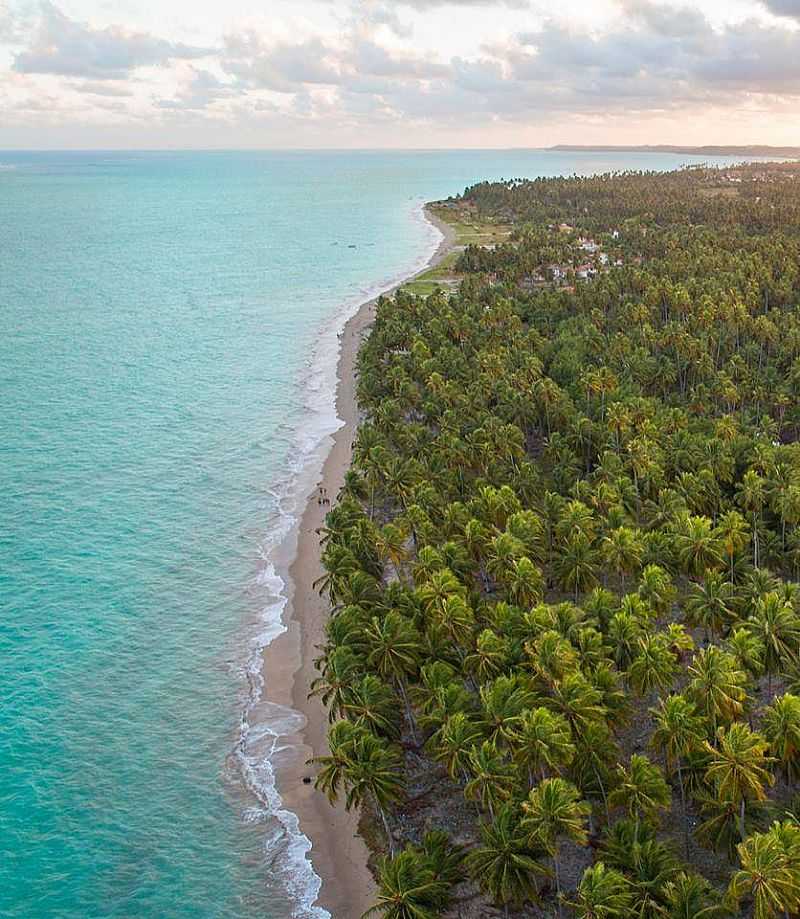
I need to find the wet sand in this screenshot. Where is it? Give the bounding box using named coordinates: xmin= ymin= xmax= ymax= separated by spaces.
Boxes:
xmin=261 ymin=207 xmax=457 ymax=917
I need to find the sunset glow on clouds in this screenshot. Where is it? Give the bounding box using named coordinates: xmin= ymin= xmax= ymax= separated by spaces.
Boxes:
xmin=1 ymin=0 xmax=799 ymax=148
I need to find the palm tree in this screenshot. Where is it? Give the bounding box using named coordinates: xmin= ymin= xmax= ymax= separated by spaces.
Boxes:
xmin=527 ymin=629 xmax=579 ymax=688
xmin=736 ymin=469 xmax=766 ymax=568
xmin=571 ymin=719 xmax=619 ymax=822
xmin=685 ymin=573 xmax=737 ymax=641
xmin=716 ymin=509 xmax=749 ymax=581
xmin=426 ymin=711 xmax=483 ymax=784
xmin=337 ymin=570 xmax=383 ymax=610
xmin=775 ymin=484 xmax=800 ymax=553
xmin=363 ymin=848 xmax=448 ymax=919
xmin=314 ymin=721 xmax=404 ymax=853
xmin=507 ymin=508 xmax=546 ymax=561
xmin=413 ymin=660 xmax=460 ymax=721
xmin=465 ymin=628 xmax=511 ymax=683
xmin=314 ymin=543 xmax=360 ymax=604
xmin=695 ymin=795 xmax=745 ymax=860
xmin=608 ymin=609 xmax=643 ymax=673
xmin=418 ymin=829 xmax=465 ymax=891
xmin=375 ymin=522 xmax=410 ymax=583
xmin=521 ymin=777 xmax=590 ymax=918
xmin=628 ymin=634 xmax=678 ymax=696
xmin=673 ymin=513 xmax=724 ymax=579
xmin=727 ymin=823 xmax=800 ymax=919
xmin=416 ymin=566 xmax=464 ymax=615
xmin=343 ymin=673 xmax=402 ymax=738
xmin=746 ymin=592 xmax=800 ymax=695
xmin=601 ymin=525 xmax=643 ymax=592
xmin=607 ymin=402 xmax=631 ymax=453
xmin=763 ymin=693 xmax=800 ymax=781
xmin=314 ymin=721 xmax=362 ymax=806
xmin=609 ymin=754 xmax=671 ymax=843
xmin=650 ymin=693 xmax=707 ymax=856
xmin=343 ymin=733 xmax=404 ymax=841
xmin=511 ymin=706 xmax=575 ymax=786
xmin=507 ymin=555 xmax=545 ymax=607
xmin=479 ymin=675 xmax=536 ymax=748
xmin=548 ymin=671 xmax=606 ymax=735
xmin=687 ymin=645 xmax=747 ymax=733
xmin=432 ymin=593 xmax=475 ymax=657
xmin=366 ymin=611 xmax=423 ymax=743
xmin=465 ymin=805 xmax=549 ymax=917
xmin=557 ymin=531 xmax=600 ymax=601
xmin=663 ymin=870 xmax=727 ymax=919
xmin=486 ymin=531 xmax=524 ymax=587
xmin=704 ymin=722 xmax=774 ymax=841
xmin=309 ymin=645 xmax=361 ymax=720
xmin=569 ymin=862 xmax=632 ymax=919
xmin=614 ymin=834 xmax=679 ymax=919
xmin=725 ymin=626 xmax=765 ymax=682
xmin=464 ymin=740 xmax=516 ymax=819
xmin=637 ymin=563 xmax=676 ymax=616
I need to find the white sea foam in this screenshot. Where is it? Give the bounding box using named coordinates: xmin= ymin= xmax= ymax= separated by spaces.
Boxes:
xmin=236 ymin=199 xmax=444 ymax=917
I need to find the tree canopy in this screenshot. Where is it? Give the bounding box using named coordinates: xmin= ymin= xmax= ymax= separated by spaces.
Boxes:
xmin=313 ymin=161 xmax=800 ymax=918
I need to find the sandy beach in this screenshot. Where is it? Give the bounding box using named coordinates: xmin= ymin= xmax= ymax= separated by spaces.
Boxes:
xmin=261 ymin=207 xmax=457 ymax=918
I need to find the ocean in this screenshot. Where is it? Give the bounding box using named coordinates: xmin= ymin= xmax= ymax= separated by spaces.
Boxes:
xmin=0 ymin=148 xmax=760 ymax=918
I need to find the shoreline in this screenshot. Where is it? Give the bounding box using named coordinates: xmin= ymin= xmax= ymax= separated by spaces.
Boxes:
xmin=259 ymin=206 xmax=457 ymax=918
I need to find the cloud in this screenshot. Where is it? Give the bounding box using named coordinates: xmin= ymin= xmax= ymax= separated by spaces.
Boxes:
xmin=358 ymin=3 xmax=413 ymax=39
xmin=221 ymin=30 xmax=446 ymax=92
xmin=69 ymin=81 xmax=133 ymax=97
xmin=499 ymin=8 xmax=800 ymax=113
xmin=397 ymin=0 xmax=529 ymax=6
xmin=0 ymin=1 xmax=16 ymax=41
xmin=7 ymin=0 xmax=800 ymax=145
xmin=13 ymin=2 xmax=212 ymax=79
xmin=155 ymin=69 xmax=236 ymax=110
xmin=223 ymin=33 xmax=342 ymax=91
xmin=451 ymin=56 xmax=513 ymax=94
xmin=326 ymin=3 xmax=800 ymax=129
xmin=352 ymin=38 xmax=447 ymax=78
xmin=762 ymin=0 xmax=800 ymax=20
xmin=619 ymin=0 xmax=711 ymax=39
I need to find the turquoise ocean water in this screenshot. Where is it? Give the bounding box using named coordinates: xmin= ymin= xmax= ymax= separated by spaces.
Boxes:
xmin=0 ymin=149 xmax=763 ymax=918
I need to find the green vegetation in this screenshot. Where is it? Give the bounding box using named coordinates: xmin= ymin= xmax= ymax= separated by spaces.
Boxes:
xmin=402 ymin=206 xmax=511 ymax=297
xmin=313 ymin=161 xmax=800 ymax=917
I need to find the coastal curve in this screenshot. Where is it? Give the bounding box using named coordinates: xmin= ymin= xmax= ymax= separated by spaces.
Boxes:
xmin=257 ymin=206 xmax=457 ymax=918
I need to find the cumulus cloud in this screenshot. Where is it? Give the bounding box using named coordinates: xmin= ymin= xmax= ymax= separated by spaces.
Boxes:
xmin=307 ymin=3 xmax=800 ymax=129
xmin=352 ymin=38 xmax=447 ymax=78
xmin=762 ymin=0 xmax=800 ymax=20
xmin=214 ymin=3 xmax=800 ymax=126
xmin=220 ymin=29 xmax=446 ymax=92
xmin=69 ymin=81 xmax=133 ymax=97
xmin=222 ymin=33 xmax=342 ymax=91
xmin=491 ymin=8 xmax=800 ymax=116
xmin=619 ymin=0 xmax=711 ymax=39
xmin=357 ymin=3 xmax=414 ymax=38
xmin=0 ymin=1 xmax=16 ymax=41
xmin=156 ymin=69 xmax=236 ymax=110
xmin=13 ymin=2 xmax=212 ymax=79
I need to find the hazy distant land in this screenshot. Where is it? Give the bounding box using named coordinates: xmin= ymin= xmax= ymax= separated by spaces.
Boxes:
xmin=550 ymin=144 xmax=800 ymax=157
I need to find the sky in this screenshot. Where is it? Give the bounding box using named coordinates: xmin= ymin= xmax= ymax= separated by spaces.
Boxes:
xmin=1 ymin=0 xmax=799 ymax=148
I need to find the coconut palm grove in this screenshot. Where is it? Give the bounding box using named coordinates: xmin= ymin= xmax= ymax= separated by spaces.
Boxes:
xmin=311 ymin=162 xmax=800 ymax=919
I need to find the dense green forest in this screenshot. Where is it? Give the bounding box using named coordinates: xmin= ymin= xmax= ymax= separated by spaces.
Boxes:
xmin=312 ymin=162 xmax=800 ymax=918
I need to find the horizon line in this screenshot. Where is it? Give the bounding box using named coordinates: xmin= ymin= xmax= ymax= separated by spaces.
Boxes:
xmin=2 ymin=143 xmax=799 ymax=155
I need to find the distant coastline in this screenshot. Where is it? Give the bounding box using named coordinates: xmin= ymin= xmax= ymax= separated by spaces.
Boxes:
xmin=549 ymin=143 xmax=800 ymax=157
